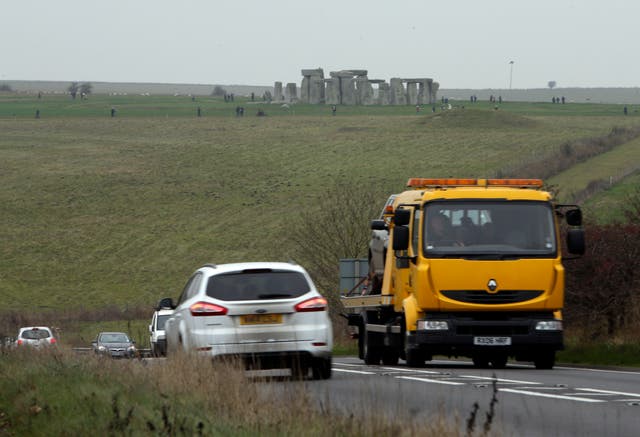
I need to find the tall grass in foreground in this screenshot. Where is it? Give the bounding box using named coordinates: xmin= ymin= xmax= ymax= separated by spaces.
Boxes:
xmin=0 ymin=347 xmax=497 ymax=436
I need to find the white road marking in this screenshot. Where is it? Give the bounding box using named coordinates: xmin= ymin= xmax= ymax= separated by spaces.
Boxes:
xmin=576 ymin=388 xmax=640 ymax=397
xmin=499 ymin=388 xmax=605 ymax=403
xmin=397 ymin=376 xmax=465 ymax=386
xmin=457 ymin=375 xmax=541 ymax=385
xmin=555 ymin=366 xmax=640 ymax=376
xmin=333 ymin=368 xmax=377 ymax=375
xmin=379 ymin=366 xmax=441 ymax=374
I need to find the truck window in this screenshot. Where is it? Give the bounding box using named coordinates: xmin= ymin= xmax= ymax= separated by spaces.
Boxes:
xmin=423 ymin=200 xmax=557 ymax=258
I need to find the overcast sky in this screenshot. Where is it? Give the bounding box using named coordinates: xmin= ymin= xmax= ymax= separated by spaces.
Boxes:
xmin=2 ymin=0 xmax=638 ymax=89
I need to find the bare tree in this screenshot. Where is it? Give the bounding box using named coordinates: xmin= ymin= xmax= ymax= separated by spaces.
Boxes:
xmin=288 ymin=181 xmax=387 ymax=316
xmin=68 ymin=82 xmax=79 ymax=99
xmin=547 ymin=81 xmax=557 ymax=90
xmin=79 ymin=82 xmax=93 ymax=98
xmin=211 ymin=85 xmax=226 ymax=97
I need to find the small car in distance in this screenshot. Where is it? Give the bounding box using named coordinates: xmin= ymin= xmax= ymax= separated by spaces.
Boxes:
xmin=149 ymin=307 xmax=173 ymax=357
xmin=92 ymin=332 xmax=136 ymax=358
xmin=163 ymin=262 xmax=333 ymax=379
xmin=16 ymin=326 xmax=57 ymax=348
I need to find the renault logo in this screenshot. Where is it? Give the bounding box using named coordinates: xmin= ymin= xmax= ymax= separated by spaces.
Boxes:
xmin=487 ymin=279 xmax=498 ymax=293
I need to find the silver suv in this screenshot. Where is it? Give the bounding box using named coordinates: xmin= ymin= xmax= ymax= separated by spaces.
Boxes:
xmin=163 ymin=262 xmax=332 ymax=379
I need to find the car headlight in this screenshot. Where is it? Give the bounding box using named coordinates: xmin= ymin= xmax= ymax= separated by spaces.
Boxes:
xmin=98 ymin=345 xmax=106 ymax=351
xmin=535 ymin=320 xmax=563 ymax=331
xmin=417 ymin=320 xmax=449 ymax=331
xmin=127 ymin=345 xmax=136 ymax=351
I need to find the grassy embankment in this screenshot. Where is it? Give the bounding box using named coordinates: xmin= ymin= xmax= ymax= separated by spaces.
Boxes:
xmin=0 ymin=346 xmax=470 ymax=436
xmin=1 ymin=93 xmax=640 ymax=364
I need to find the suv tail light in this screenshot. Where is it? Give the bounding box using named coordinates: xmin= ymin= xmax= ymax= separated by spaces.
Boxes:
xmin=190 ymin=301 xmax=228 ymax=316
xmin=294 ymin=297 xmax=328 ymax=312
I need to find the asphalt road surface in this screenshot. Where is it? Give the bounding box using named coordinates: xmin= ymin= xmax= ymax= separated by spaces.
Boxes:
xmin=308 ymin=357 xmax=640 ymax=437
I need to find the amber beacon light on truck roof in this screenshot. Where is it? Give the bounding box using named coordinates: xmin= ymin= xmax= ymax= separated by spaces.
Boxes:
xmin=406 ymin=178 xmax=544 ymax=189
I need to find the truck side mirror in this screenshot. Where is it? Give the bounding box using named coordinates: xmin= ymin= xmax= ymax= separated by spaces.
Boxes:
xmin=565 ymin=209 xmax=582 ymax=226
xmin=394 ymin=209 xmax=411 ymax=226
xmin=371 ymin=219 xmax=387 ymax=231
xmin=393 ymin=226 xmax=410 ymax=251
xmin=566 ymin=228 xmax=585 ymax=255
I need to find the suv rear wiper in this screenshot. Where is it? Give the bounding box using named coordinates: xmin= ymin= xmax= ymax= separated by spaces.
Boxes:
xmin=257 ymin=293 xmax=294 ymax=299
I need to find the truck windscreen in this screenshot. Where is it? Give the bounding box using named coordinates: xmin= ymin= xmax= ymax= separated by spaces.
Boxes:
xmin=423 ymin=200 xmax=557 ymax=258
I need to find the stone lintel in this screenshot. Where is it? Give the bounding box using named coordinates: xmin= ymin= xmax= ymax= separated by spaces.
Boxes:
xmin=402 ymin=78 xmax=433 ymax=83
xmin=301 ymin=68 xmax=325 ymax=77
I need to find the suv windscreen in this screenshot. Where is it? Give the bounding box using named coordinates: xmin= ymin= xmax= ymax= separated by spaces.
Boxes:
xmin=206 ymin=270 xmax=311 ymax=301
xmin=423 ymin=200 xmax=557 ymax=258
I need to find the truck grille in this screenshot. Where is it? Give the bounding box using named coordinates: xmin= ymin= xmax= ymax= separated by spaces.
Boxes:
xmin=441 ymin=289 xmax=543 ymax=304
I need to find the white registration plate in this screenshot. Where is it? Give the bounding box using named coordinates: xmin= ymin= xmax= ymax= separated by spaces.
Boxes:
xmin=473 ymin=336 xmax=511 ymax=346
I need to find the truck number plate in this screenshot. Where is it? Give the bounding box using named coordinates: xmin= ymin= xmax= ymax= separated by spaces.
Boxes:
xmin=474 ymin=336 xmax=511 ymax=346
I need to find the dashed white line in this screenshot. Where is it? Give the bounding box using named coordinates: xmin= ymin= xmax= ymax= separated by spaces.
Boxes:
xmin=333 ymin=368 xmax=377 ymax=375
xmin=499 ymin=388 xmax=605 ymax=403
xmin=576 ymin=388 xmax=640 ymax=397
xmin=397 ymin=376 xmax=465 ymax=386
xmin=457 ymin=375 xmax=541 ymax=385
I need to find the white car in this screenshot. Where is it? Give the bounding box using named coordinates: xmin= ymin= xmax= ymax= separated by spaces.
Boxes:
xmin=16 ymin=326 xmax=57 ymax=348
xmin=163 ymin=262 xmax=332 ymax=379
xmin=149 ymin=307 xmax=173 ymax=356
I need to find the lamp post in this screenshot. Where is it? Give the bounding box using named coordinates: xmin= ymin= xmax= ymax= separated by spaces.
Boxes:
xmin=509 ymin=60 xmax=514 ymax=89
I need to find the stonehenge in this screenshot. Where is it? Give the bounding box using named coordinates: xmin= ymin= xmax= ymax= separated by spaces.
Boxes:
xmin=275 ymin=68 xmax=438 ymax=105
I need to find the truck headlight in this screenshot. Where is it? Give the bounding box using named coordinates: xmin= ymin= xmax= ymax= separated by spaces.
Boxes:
xmin=535 ymin=320 xmax=563 ymax=331
xmin=418 ymin=320 xmax=449 ymax=331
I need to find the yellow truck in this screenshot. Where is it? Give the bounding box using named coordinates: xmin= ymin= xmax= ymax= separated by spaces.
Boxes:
xmin=342 ymin=178 xmax=585 ymax=369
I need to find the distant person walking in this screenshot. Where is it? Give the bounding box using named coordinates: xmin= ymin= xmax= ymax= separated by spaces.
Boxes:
xmin=110 ymin=107 xmax=116 ymax=117
xmin=197 ymin=106 xmax=201 ymax=117
xmin=331 ymin=105 xmax=337 ymax=116
xmin=624 ymin=105 xmax=628 ymax=115
xmin=35 ymin=109 xmax=40 ymax=119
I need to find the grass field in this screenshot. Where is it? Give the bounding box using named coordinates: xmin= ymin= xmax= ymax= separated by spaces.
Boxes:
xmin=1 ymin=93 xmax=640 ymax=314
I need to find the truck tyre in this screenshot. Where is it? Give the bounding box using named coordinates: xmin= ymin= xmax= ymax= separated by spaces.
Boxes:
xmin=362 ymin=327 xmax=381 ymax=365
xmin=312 ymin=357 xmax=332 ymax=380
xmin=472 ymin=354 xmax=490 ymax=368
xmin=381 ymin=348 xmax=399 ymax=366
xmin=534 ymin=351 xmax=556 ymax=369
xmin=490 ymin=354 xmax=508 ymax=369
xmin=404 ymin=332 xmax=424 ymax=368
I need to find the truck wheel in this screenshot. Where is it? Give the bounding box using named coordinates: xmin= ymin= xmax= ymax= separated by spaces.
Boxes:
xmin=534 ymin=351 xmax=556 ymax=369
xmin=363 ymin=329 xmax=381 ymax=365
xmin=472 ymin=355 xmax=490 ymax=368
xmin=381 ymin=348 xmax=399 ymax=366
xmin=490 ymin=354 xmax=508 ymax=369
xmin=404 ymin=331 xmax=424 ymax=367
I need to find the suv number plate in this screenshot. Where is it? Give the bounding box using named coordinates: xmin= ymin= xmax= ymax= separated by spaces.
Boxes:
xmin=240 ymin=314 xmax=283 ymax=325
xmin=474 ymin=336 xmax=511 ymax=346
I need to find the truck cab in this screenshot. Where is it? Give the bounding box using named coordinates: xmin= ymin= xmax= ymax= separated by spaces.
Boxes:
xmin=343 ymin=178 xmax=584 ymax=369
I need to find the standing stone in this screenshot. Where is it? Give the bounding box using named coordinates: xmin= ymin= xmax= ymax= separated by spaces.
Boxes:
xmin=406 ymin=82 xmax=419 ymax=105
xmin=285 ymin=83 xmax=297 ymax=102
xmin=377 ymin=82 xmax=390 ymax=105
xmin=389 ymin=78 xmax=406 ymax=105
xmin=341 ymin=77 xmax=357 ymax=105
xmin=274 ymin=82 xmax=283 ymax=101
xmin=356 ymin=77 xmax=375 ymax=105
xmin=325 ymin=78 xmax=340 ymax=105
xmin=431 ymin=82 xmax=440 ymax=104
xmin=300 ymin=68 xmax=325 ymax=104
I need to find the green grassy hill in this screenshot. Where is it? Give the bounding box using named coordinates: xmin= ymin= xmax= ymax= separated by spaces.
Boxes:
xmin=1 ymin=94 xmax=639 ymax=312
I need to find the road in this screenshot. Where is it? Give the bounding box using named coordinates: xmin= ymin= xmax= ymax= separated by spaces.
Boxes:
xmin=306 ymin=357 xmax=640 ymax=437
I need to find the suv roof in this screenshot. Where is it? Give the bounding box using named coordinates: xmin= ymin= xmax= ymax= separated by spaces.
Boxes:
xmin=197 ymin=261 xmax=304 ymax=276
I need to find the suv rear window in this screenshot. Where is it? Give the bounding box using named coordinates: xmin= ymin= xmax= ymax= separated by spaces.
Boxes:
xmin=206 ymin=270 xmax=311 ymax=301
xmin=21 ymin=329 xmax=50 ymax=340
